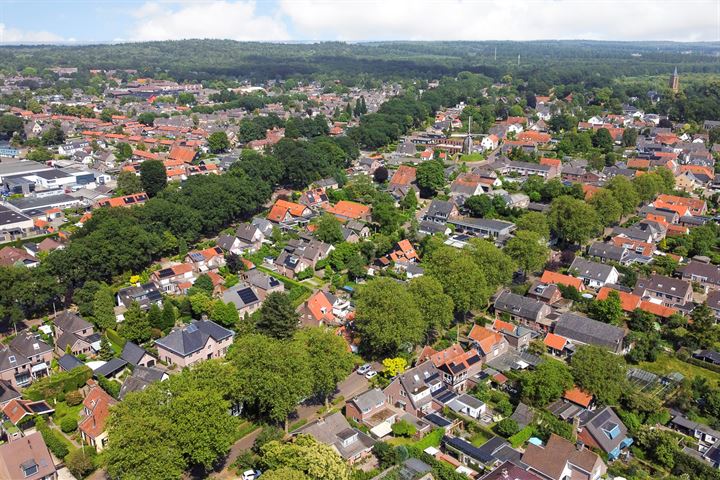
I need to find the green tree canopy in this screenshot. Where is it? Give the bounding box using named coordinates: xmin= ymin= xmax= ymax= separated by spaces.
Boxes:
xmin=256 ymin=292 xmax=299 ymax=340
xmin=140 ymin=160 xmax=167 ymax=197
xmin=548 ymin=196 xmax=601 ymax=245
xmin=208 ymin=131 xmax=230 ymax=153
xmin=313 ymin=213 xmax=344 ymax=244
xmin=504 ymin=230 xmax=549 ymax=276
xmin=588 ymin=188 xmax=623 ymax=227
xmin=407 ymin=275 xmax=454 ymax=338
xmin=521 ymin=360 xmax=574 ymax=406
xmin=571 ymin=345 xmax=627 ymax=405
xmin=425 ymin=246 xmax=489 ymax=315
xmin=415 ymin=160 xmax=445 ymax=195
xmin=261 ymin=435 xmax=350 ymax=480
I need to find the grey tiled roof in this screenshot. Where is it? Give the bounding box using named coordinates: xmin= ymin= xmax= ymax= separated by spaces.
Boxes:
xmin=54 ymin=310 xmax=92 ymax=334
xmin=155 ymin=320 xmax=234 ymax=357
xmin=569 ymin=257 xmax=616 ymax=282
xmin=494 ymin=290 xmax=547 ymax=321
xmin=554 ymin=312 xmax=625 ymax=352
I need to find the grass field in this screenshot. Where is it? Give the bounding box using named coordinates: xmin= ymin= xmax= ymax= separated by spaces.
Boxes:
xmin=640 ymin=353 xmax=720 ymax=384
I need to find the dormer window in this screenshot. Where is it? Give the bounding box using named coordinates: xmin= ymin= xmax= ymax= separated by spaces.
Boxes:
xmin=8 ymin=355 xmax=16 ymax=363
xmin=22 ymin=462 xmax=38 ymax=478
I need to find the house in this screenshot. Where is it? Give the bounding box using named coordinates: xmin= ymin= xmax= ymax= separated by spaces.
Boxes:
xmin=578 ymin=407 xmax=633 ymax=461
xmin=446 ymin=394 xmax=487 ymax=419
xmin=120 ymin=341 xmax=157 ymax=368
xmin=0 ymin=431 xmax=57 ymax=480
xmin=116 ymin=283 xmax=162 ymax=311
xmin=243 ymin=269 xmax=284 ymax=300
xmin=151 ymin=263 xmax=195 ymax=294
xmin=633 ymin=274 xmax=693 ymax=306
xmin=155 ymin=320 xmax=234 ymax=368
xmin=345 ymin=388 xmax=389 ymax=425
xmin=267 ymin=199 xmax=312 ymax=224
xmin=527 ymin=282 xmax=562 ymax=304
xmin=8 ymin=332 xmax=52 ymax=381
xmin=522 ymin=433 xmax=606 ymax=480
xmin=299 ymin=188 xmax=330 ymax=209
xmin=53 ymin=311 xmax=96 ymax=356
xmin=424 ymin=199 xmax=458 ymax=224
xmin=185 ymin=246 xmax=225 ymax=272
xmin=483 ymin=461 xmax=543 ymax=480
xmin=432 ymin=346 xmax=484 ymax=393
xmin=118 ymin=365 xmax=168 ymax=400
xmin=491 ymin=319 xmax=533 ymax=351
xmin=553 ymin=312 xmax=626 ymax=354
xmin=543 ymin=333 xmax=572 ymax=357
xmin=448 ymin=217 xmax=516 ymax=240
xmin=539 ymin=270 xmax=585 ymax=291
xmin=0 ymin=247 xmax=39 ymax=268
xmin=493 ymin=290 xmax=552 ymax=331
xmin=388 ymin=239 xmax=419 ymax=263
xmin=95 ymin=193 xmax=148 ymax=208
xmin=693 ymin=350 xmax=720 ymax=366
xmin=222 ymin=285 xmax=262 ymax=316
xmin=0 ymin=380 xmax=21 ymax=408
xmin=443 ymin=435 xmax=519 ymax=472
xmin=669 ymin=412 xmax=720 ymax=450
xmin=654 ymin=194 xmax=707 ymax=216
xmin=57 ymin=354 xmax=84 ymax=372
xmin=217 ymin=223 xmax=265 ymax=255
xmin=587 ymin=242 xmax=627 ymax=264
xmin=568 ymin=257 xmax=619 ymax=288
xmin=294 ymin=411 xmax=375 ymax=464
xmin=384 ymin=361 xmax=443 ymax=417
xmin=79 ymin=384 xmax=117 ymax=452
xmin=2 ymin=399 xmax=54 ymax=427
xmin=297 ymin=290 xmax=337 ymax=327
xmin=468 ymin=325 xmax=510 ymax=362
xmin=325 ymin=201 xmax=371 ymax=222
xmin=678 ymin=259 xmax=720 ymax=291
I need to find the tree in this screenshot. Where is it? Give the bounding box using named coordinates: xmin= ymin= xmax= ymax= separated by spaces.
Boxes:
xmin=117 ymin=170 xmax=143 ymax=195
xmin=391 ymin=419 xmax=416 ymax=437
xmin=65 ymin=449 xmax=96 ymax=479
xmin=628 ymin=308 xmax=656 ymax=333
xmin=147 ymin=303 xmax=163 ymax=330
xmin=382 ymin=357 xmax=408 ymax=378
xmin=415 ymin=160 xmax=445 ymax=196
xmin=211 ymin=301 xmax=240 ymax=328
xmin=208 ymin=131 xmax=230 ymax=153
xmin=188 ymin=273 xmax=214 ymax=296
xmin=42 ymin=124 xmax=65 ymax=146
xmin=373 ymin=166 xmax=389 ymax=183
xmin=177 ymin=92 xmax=196 ymax=106
xmin=373 ymin=442 xmax=401 ymax=469
xmin=0 ymin=114 xmax=23 ymax=139
xmin=464 ymin=195 xmax=495 ymax=218
xmin=119 ymin=301 xmax=151 ymax=344
xmin=354 ymin=278 xmax=425 ymax=356
xmin=548 ymin=196 xmax=601 ymax=245
xmin=521 ymin=361 xmax=573 ymax=406
xmin=515 ymin=212 xmax=550 ymax=240
xmin=98 ymin=337 xmax=115 ymax=361
xmin=137 ymin=112 xmax=157 ymax=126
xmin=261 ymin=435 xmax=350 ymax=480
xmin=226 ymin=252 xmax=243 ymax=274
xmin=116 ymin=142 xmax=133 ymax=160
xmin=60 ymin=416 xmax=78 ymax=433
xmin=161 ymin=303 xmax=176 ymax=331
xmin=592 ymin=128 xmax=614 ymax=153
xmin=588 ymin=189 xmax=623 ymax=227
xmin=295 ymin=328 xmax=354 ymax=407
xmin=399 ymin=191 xmax=417 ymax=212
xmin=622 ymin=128 xmax=638 ymax=147
xmin=689 ymin=302 xmax=719 ymax=348
xmin=231 ymin=335 xmax=312 ymax=430
xmin=426 ymin=246 xmax=489 ymax=314
xmin=140 ymin=160 xmax=167 ymax=197
xmin=92 ymin=284 xmax=117 ymax=330
xmin=256 ymin=292 xmax=299 ymax=340
xmin=571 ymin=345 xmax=626 ymax=405
xmin=495 ymin=418 xmax=520 ymax=437
xmin=632 ymin=173 xmax=665 ymax=203
xmin=314 ymin=214 xmax=344 ymax=244
xmin=589 ymin=290 xmax=624 ymax=324
xmin=27 ymin=147 xmax=53 ymax=162
xmin=468 ymin=239 xmax=516 ymax=289
xmin=607 ymin=175 xmax=640 ymax=215
xmin=504 ymin=231 xmax=549 ymax=277
xmin=407 ymin=276 xmax=454 ymax=337
xmin=253 ymin=426 xmax=285 ymax=454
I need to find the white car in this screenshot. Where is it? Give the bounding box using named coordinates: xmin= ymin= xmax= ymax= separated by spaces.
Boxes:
xmin=357 ymin=364 xmax=372 ymax=375
xmin=242 ymin=470 xmax=262 ymax=480
xmin=365 ymin=370 xmax=377 ymax=379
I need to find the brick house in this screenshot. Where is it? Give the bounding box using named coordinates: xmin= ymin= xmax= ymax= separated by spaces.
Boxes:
xmin=154 ymin=320 xmax=234 ymax=368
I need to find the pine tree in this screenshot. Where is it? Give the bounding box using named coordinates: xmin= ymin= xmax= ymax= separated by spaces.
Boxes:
xmin=147 ymin=304 xmax=162 ymax=330
xmin=92 ymin=285 xmax=116 ymax=330
xmin=161 ymin=303 xmax=176 ymax=332
xmin=98 ymin=337 xmax=115 ymax=361
xmin=119 ymin=302 xmax=151 ymax=344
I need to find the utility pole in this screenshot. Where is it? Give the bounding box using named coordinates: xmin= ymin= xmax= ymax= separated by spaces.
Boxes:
xmin=494 ymin=46 xmax=497 ymax=61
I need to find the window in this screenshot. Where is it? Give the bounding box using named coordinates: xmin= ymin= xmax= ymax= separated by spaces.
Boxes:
xmin=23 ymin=464 xmax=38 ymax=477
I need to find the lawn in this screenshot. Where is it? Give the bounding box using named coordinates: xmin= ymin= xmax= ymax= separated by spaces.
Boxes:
xmin=470 ymin=429 xmax=492 ymax=446
xmin=53 ymin=401 xmax=83 ymax=425
xmin=640 ymin=353 xmax=720 ymax=384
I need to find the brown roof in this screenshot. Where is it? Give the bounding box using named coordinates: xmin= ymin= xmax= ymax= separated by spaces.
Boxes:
xmin=0 ymin=432 xmax=56 ymax=480
xmin=389 ymin=165 xmax=416 ymax=186
xmin=0 ymin=247 xmax=36 ymax=267
xmin=79 ymin=386 xmax=117 ymax=439
xmin=523 ymin=434 xmax=602 ymax=479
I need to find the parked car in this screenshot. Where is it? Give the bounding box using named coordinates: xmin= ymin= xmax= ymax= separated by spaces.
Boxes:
xmin=242 ymin=470 xmax=262 ymax=480
xmin=357 ymin=364 xmax=371 ymax=375
xmin=365 ymin=370 xmax=377 ymax=379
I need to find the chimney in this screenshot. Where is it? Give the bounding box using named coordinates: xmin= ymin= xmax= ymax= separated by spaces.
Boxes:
xmin=501 ymin=468 xmax=508 ymax=479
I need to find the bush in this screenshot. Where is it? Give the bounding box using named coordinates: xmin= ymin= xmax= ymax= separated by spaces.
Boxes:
xmin=391 ymin=419 xmax=417 ymax=437
xmin=106 ymin=328 xmax=127 ymax=348
xmin=65 ymin=391 xmax=83 ymax=407
xmin=35 ymin=417 xmax=69 ymax=459
xmin=65 ymin=448 xmax=97 ymax=478
xmin=508 ymin=426 xmax=534 ymax=448
xmin=495 ymin=418 xmax=520 ymax=437
xmin=252 ymin=426 xmax=285 ymax=454
xmin=60 ymin=416 xmax=78 ymax=433
xmin=373 ymin=441 xmax=400 ymax=468
xmin=24 ymin=366 xmax=92 ymax=401
xmin=97 ymin=375 xmax=121 ymax=399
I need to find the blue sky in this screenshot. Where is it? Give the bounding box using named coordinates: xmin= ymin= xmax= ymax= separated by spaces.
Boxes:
xmin=0 ymin=0 xmax=719 ymax=43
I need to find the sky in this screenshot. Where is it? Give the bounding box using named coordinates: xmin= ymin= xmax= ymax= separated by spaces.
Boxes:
xmin=0 ymin=0 xmax=719 ymax=44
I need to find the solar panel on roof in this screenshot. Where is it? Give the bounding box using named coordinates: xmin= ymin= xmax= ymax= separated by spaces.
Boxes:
xmin=189 ymin=252 xmax=204 ymax=261
xmin=238 ymin=288 xmax=259 ymax=304
xmin=157 ymin=268 xmax=174 ymax=278
xmin=125 ymin=197 xmax=136 ymax=204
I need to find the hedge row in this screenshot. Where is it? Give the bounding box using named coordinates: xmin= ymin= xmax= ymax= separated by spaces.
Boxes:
xmin=509 ymin=425 xmax=534 ymax=448
xmin=683 ymin=357 xmax=720 ymax=375
xmin=36 ymin=417 xmax=70 ymax=459
xmin=106 ymin=328 xmax=127 ymax=348
xmin=25 ymin=366 xmax=92 ymax=401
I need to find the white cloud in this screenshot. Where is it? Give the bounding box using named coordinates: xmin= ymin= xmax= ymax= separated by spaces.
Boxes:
xmin=279 ymin=0 xmax=720 ymax=42
xmin=0 ymin=23 xmax=65 ymax=44
xmin=131 ymin=1 xmax=290 ymax=41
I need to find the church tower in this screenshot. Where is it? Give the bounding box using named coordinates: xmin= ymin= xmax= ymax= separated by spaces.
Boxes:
xmin=669 ymin=67 xmax=679 ymax=93
xmin=462 ymin=117 xmax=473 ymax=155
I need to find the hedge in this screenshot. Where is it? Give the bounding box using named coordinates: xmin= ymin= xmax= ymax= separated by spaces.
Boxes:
xmin=36 ymin=417 xmax=69 ymax=459
xmin=25 ymin=366 xmax=92 ymax=401
xmin=684 ymin=357 xmax=720 ymax=375
xmin=106 ymin=328 xmax=127 ymax=348
xmin=508 ymin=425 xmax=534 ymax=448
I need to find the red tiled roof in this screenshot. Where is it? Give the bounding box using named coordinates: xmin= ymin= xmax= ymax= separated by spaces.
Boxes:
xmin=389 ymin=165 xmax=417 ymax=186
xmin=540 ymin=271 xmax=584 ymax=290
xmin=268 ymin=199 xmax=308 ymax=222
xmin=168 ymin=145 xmax=196 ymax=163
xmin=640 ymin=300 xmax=678 ymax=318
xmin=468 ymin=325 xmax=504 ymax=355
xmin=563 ymin=387 xmax=593 ymax=408
xmin=597 ymin=287 xmax=641 ymax=312
xmin=79 ymin=386 xmax=117 ymax=439
xmin=325 ymin=201 xmax=370 ymax=220
xmin=543 ymin=333 xmax=567 ymax=351
xmin=539 ymin=157 xmax=561 ymax=168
